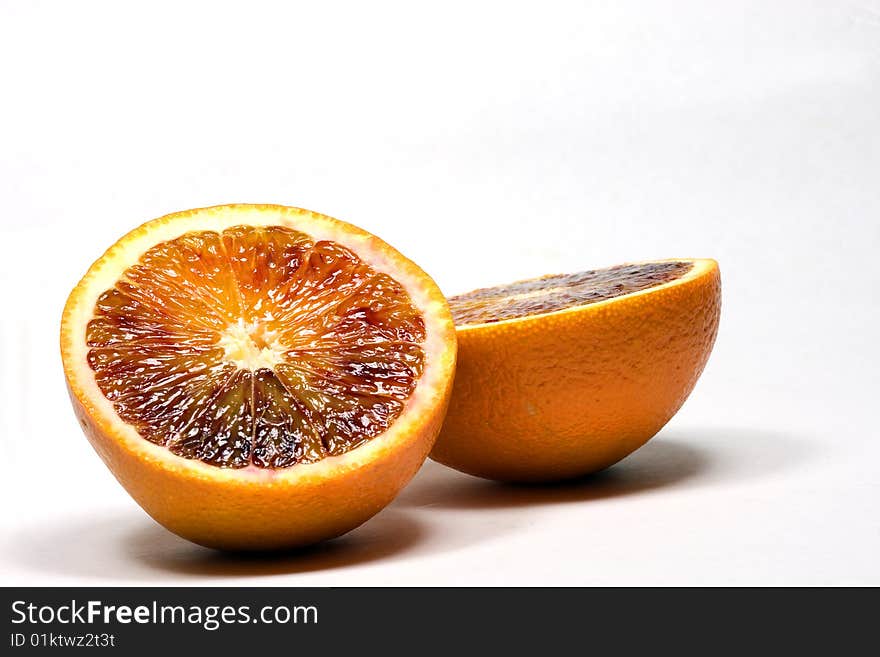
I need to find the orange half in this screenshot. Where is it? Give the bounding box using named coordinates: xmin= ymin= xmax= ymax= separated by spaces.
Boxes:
xmin=61 ymin=204 xmax=456 ymax=550
xmin=432 ymin=259 xmax=720 ymax=482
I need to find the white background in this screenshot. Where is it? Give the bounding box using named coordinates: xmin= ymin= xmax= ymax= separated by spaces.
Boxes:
xmin=1 ymin=0 xmax=878 ymax=585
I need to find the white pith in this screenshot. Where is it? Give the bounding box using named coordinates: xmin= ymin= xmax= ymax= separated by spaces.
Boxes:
xmin=217 ymin=318 xmax=287 ymax=371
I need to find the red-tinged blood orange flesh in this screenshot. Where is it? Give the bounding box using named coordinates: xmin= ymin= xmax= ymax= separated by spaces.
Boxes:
xmin=86 ymin=227 xmax=427 ymax=468
xmin=431 ymin=259 xmax=720 ymax=483
xmin=61 ymin=204 xmax=456 ymax=550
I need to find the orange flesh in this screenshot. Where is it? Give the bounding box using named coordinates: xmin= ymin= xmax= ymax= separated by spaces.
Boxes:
xmin=85 ymin=226 xmax=426 ymax=469
xmin=449 ymin=261 xmax=693 ymax=325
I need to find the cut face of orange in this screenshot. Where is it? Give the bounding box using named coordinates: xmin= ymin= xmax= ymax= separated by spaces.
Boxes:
xmin=448 ymin=261 xmax=694 ymax=324
xmin=62 ymin=205 xmax=456 ymax=550
xmin=432 ymin=259 xmax=720 ymax=482
xmin=87 ymin=226 xmax=427 ymax=468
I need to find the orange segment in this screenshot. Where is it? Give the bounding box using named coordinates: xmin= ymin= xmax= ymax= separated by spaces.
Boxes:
xmin=432 ymin=259 xmax=720 ymax=482
xmin=62 ymin=204 xmax=456 ymax=550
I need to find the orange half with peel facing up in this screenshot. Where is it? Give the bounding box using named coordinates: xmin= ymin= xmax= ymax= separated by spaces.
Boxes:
xmin=432 ymin=259 xmax=720 ymax=482
xmin=61 ymin=204 xmax=456 ymax=550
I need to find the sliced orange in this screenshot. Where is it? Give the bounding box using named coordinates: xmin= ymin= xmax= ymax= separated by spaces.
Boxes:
xmin=432 ymin=259 xmax=720 ymax=482
xmin=61 ymin=204 xmax=456 ymax=550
